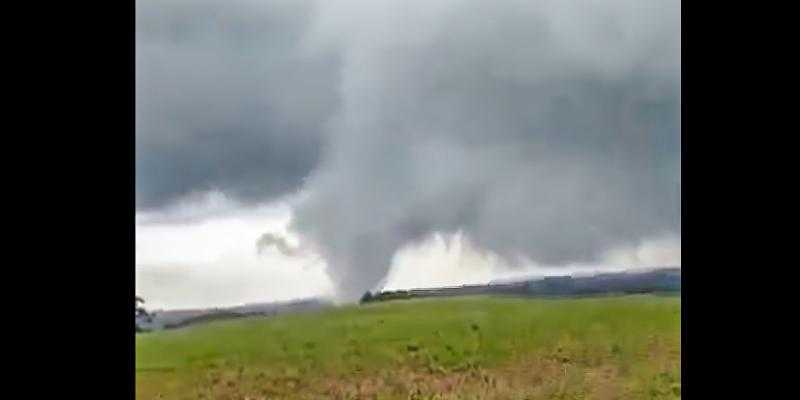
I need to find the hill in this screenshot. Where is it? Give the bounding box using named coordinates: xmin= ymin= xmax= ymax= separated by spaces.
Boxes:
xmin=363 ymin=267 xmax=679 ymax=303
xmin=136 ymin=298 xmax=333 ymax=332
xmin=137 ymin=268 xmax=680 ymax=332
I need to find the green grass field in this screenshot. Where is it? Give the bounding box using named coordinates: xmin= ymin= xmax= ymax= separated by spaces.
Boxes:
xmin=136 ymin=294 xmax=680 ymax=399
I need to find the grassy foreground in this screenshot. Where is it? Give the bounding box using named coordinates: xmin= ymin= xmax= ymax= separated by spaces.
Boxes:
xmin=136 ymin=294 xmax=680 ymax=399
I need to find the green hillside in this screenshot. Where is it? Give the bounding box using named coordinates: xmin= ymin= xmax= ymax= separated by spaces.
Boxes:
xmin=136 ymin=294 xmax=680 ymax=399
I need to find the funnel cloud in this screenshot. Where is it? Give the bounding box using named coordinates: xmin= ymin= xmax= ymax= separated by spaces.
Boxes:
xmin=137 ymin=0 xmax=681 ymax=301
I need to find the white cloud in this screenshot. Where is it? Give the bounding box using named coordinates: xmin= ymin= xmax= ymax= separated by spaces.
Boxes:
xmin=136 ymin=194 xmax=679 ymax=310
xmin=383 ymin=232 xmax=498 ymax=290
xmin=601 ymin=234 xmax=681 ymax=268
xmin=136 ymin=198 xmax=333 ymax=309
xmin=383 ymin=231 xmax=676 ymax=291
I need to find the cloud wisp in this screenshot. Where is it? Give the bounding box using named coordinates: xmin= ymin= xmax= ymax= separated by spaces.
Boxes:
xmin=256 ymin=232 xmax=305 ymax=257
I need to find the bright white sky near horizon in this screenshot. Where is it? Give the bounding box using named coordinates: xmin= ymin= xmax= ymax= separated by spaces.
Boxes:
xmin=135 ymin=0 xmax=680 ymax=310
xmin=136 ymin=192 xmax=679 ymax=310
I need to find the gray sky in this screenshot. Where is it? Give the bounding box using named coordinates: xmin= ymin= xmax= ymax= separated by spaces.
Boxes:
xmin=136 ymin=0 xmax=680 ymax=306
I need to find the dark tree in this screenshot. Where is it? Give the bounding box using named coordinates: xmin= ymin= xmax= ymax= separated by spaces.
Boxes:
xmin=135 ymin=296 xmax=152 ymax=332
xmin=359 ymin=291 xmax=373 ymax=304
xmin=135 ymin=296 xmax=149 ymax=318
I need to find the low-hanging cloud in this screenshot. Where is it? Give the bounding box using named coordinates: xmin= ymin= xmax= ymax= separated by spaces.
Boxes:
xmin=138 ymin=0 xmax=681 ymax=301
xmin=256 ymin=232 xmax=304 ymax=257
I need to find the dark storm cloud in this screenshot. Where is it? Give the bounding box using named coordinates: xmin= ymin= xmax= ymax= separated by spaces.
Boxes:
xmin=136 ymin=0 xmax=339 ymax=209
xmin=138 ymin=0 xmax=680 ymax=301
xmin=290 ymin=0 xmax=681 ymax=299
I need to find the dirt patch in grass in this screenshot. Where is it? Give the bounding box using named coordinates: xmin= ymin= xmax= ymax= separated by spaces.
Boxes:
xmin=163 ymin=345 xmax=678 ymax=400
